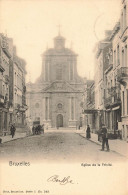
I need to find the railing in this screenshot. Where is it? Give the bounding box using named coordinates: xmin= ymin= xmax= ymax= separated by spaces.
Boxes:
xmin=104 ymin=93 xmax=121 ymax=107
xmin=107 ymin=84 xmax=121 ymax=97
xmin=104 ymin=96 xmax=112 ymax=106
xmin=23 ymin=86 xmax=26 ymax=93
xmin=4 ymin=75 xmax=10 ymax=84
xmin=108 ymin=87 xmax=116 ymax=95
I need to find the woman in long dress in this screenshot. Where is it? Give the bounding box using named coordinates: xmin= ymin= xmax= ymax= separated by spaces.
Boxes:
xmin=86 ymin=125 xmax=91 ymax=139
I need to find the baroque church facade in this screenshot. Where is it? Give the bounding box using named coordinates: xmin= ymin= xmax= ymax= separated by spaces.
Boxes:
xmin=26 ymin=34 xmax=84 ymax=128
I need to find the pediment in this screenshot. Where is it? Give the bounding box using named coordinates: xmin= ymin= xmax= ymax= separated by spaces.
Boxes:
xmin=41 ymin=81 xmax=77 ymax=93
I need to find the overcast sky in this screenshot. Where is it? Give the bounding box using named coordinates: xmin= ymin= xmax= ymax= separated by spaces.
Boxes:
xmin=0 ymin=0 xmax=121 ymax=82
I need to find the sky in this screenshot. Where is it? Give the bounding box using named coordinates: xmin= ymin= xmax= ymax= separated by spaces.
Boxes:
xmin=0 ymin=0 xmax=121 ymax=83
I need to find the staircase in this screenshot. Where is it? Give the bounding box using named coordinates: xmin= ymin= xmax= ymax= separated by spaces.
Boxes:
xmin=48 ymin=127 xmax=76 ymax=130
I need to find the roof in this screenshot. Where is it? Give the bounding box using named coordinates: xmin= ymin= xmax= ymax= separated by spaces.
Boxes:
xmin=43 ymin=48 xmax=77 ymax=56
xmin=54 ymin=35 xmax=65 ymax=40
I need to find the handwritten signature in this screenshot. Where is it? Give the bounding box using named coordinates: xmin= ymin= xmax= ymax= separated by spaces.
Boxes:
xmin=47 ymin=175 xmax=74 ymax=185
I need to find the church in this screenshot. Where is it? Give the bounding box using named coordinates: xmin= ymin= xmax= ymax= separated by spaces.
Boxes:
xmin=26 ymin=33 xmax=84 ymax=128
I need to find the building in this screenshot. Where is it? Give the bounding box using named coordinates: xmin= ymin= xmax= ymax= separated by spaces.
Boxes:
xmin=117 ymin=0 xmax=128 ymax=140
xmin=92 ymin=0 xmax=128 ymax=140
xmin=94 ymin=32 xmax=112 ymax=131
xmin=26 ymin=33 xmax=84 ymax=128
xmin=12 ymin=49 xmax=27 ymax=127
xmin=104 ymin=22 xmax=122 ymax=135
xmin=82 ymin=79 xmax=96 ymax=132
xmin=0 ymin=34 xmax=27 ymax=136
xmin=0 ymin=34 xmax=11 ymax=136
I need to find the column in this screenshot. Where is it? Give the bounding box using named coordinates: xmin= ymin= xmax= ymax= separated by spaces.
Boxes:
xmin=44 ymin=62 xmax=45 ymax=81
xmin=48 ymin=97 xmax=50 ymax=120
xmin=69 ymin=97 xmax=71 ymax=120
xmin=43 ymin=98 xmax=45 ymax=120
xmin=69 ymin=62 xmax=70 ymax=80
xmin=74 ymin=97 xmax=76 ymax=120
xmin=47 ymin=62 xmax=49 ymax=81
xmin=72 ymin=62 xmax=74 ymax=80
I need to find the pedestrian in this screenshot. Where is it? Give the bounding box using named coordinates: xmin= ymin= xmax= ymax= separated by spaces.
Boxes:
xmin=10 ymin=124 xmax=16 ymax=138
xmin=86 ymin=125 xmax=91 ymax=139
xmin=101 ymin=124 xmax=110 ymax=152
xmin=32 ymin=125 xmax=35 ymax=135
xmin=41 ymin=124 xmax=44 ymax=134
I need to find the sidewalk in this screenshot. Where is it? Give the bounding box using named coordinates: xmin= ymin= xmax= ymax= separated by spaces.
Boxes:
xmin=0 ymin=132 xmax=28 ymax=144
xmin=76 ymin=130 xmax=128 ymax=158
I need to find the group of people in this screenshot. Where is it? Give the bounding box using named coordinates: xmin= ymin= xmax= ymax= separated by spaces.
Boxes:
xmin=86 ymin=124 xmax=110 ymax=152
xmin=32 ymin=124 xmax=44 ymax=135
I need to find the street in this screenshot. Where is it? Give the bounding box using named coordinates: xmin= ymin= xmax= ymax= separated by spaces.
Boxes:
xmin=0 ymin=130 xmax=126 ymax=162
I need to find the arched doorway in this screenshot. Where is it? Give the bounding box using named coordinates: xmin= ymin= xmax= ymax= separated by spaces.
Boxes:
xmin=56 ymin=114 xmax=63 ymax=128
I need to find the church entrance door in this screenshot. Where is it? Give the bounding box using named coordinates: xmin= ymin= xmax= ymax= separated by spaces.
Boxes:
xmin=56 ymin=114 xmax=63 ymax=128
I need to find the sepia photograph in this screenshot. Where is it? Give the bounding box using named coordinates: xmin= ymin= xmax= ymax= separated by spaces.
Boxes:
xmin=0 ymin=0 xmax=128 ymax=194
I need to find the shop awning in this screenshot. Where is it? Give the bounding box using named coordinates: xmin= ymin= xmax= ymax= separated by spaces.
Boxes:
xmin=112 ymin=106 xmax=120 ymax=111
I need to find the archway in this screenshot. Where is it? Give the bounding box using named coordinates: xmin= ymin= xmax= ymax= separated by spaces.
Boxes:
xmin=56 ymin=114 xmax=63 ymax=128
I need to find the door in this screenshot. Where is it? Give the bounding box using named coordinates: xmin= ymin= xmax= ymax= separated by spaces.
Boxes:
xmin=56 ymin=114 xmax=63 ymax=127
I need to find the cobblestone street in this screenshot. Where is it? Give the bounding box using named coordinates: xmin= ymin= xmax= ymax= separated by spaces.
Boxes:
xmin=0 ymin=130 xmax=126 ymax=163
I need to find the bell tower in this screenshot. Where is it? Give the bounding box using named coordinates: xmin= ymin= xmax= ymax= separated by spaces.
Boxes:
xmin=54 ymin=35 xmax=65 ymax=50
xmin=54 ymin=25 xmax=65 ymax=50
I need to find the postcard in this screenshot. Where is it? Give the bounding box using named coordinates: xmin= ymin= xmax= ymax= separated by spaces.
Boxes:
xmin=0 ymin=0 xmax=128 ymax=195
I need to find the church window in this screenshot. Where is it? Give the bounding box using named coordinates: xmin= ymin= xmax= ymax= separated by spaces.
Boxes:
xmin=57 ymin=103 xmax=62 ymax=109
xmin=56 ymin=65 xmax=62 ymax=80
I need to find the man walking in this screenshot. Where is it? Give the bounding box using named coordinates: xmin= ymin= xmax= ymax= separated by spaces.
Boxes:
xmin=101 ymin=124 xmax=110 ymax=152
xmin=10 ymin=124 xmax=16 ymax=138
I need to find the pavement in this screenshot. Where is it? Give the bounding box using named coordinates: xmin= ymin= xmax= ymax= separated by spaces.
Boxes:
xmin=0 ymin=129 xmax=128 ymax=158
xmin=0 ymin=130 xmax=125 ymax=162
xmin=0 ymin=132 xmax=28 ymax=143
xmin=76 ymin=130 xmax=128 ymax=158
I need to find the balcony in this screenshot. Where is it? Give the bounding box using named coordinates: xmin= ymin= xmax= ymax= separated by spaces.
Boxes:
xmin=19 ymin=105 xmax=28 ymax=112
xmin=4 ymin=75 xmax=10 ymax=84
xmin=117 ymin=67 xmax=128 ymax=86
xmin=23 ymin=86 xmax=26 ymax=93
xmin=104 ymin=93 xmax=121 ymax=108
xmin=0 ymin=94 xmax=4 ymax=104
xmin=108 ymin=84 xmax=121 ymax=97
xmin=104 ymin=96 xmax=112 ymax=107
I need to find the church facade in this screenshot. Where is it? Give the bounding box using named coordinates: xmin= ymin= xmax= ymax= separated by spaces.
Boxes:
xmin=26 ymin=34 xmax=84 ymax=128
